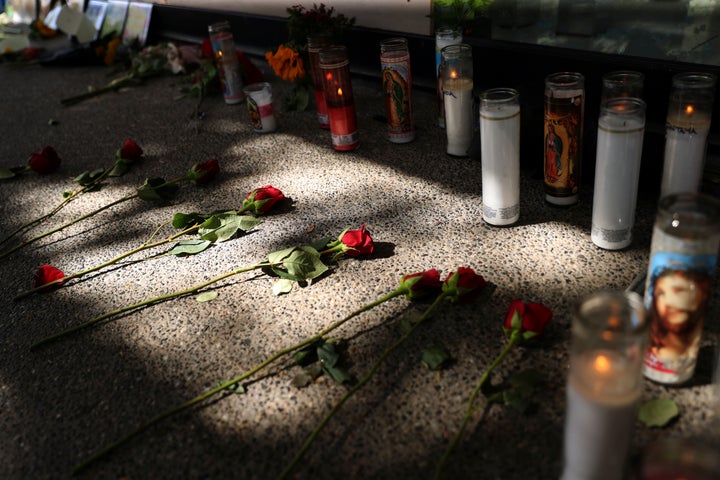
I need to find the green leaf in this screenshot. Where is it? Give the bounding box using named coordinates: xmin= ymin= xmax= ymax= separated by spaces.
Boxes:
xmin=317 ymin=342 xmax=340 ymax=368
xmin=172 ymin=212 xmax=206 ymax=229
xmin=199 ymin=213 xmax=261 ymax=243
xmin=293 ymin=343 xmax=320 ymax=366
xmin=272 ymin=278 xmax=295 ymax=295
xmin=322 ymin=364 xmax=352 ymax=384
xmin=108 ymin=161 xmax=130 ymax=177
xmin=281 ymin=246 xmax=327 ymax=281
xmin=136 ymin=177 xmax=179 ymax=202
xmin=421 ymin=344 xmax=452 ymax=371
xmin=639 ymin=398 xmax=680 ymax=427
xmin=268 ymin=246 xmax=298 ymax=264
xmin=225 ymin=382 xmax=246 ymax=394
xmin=196 ymin=291 xmax=219 ymax=302
xmin=291 ymin=363 xmax=323 ymax=388
xmin=167 ymin=239 xmax=212 ymax=256
xmin=0 ymin=167 xmax=16 ymax=179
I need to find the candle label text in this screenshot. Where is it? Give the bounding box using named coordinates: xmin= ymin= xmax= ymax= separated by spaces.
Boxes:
xmin=666 ymin=122 xmax=699 ymax=135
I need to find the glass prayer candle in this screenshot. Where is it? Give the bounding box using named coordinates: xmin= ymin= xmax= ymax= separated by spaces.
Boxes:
xmin=600 ymin=71 xmax=645 ymax=105
xmin=435 ymin=27 xmax=463 ymax=128
xmin=441 ymin=44 xmax=474 ymax=157
xmin=479 ymin=88 xmax=521 ymax=226
xmin=243 ymin=82 xmax=276 ymax=133
xmin=642 ymin=192 xmax=720 ymax=385
xmin=307 ymin=33 xmax=331 ymax=129
xmin=562 ymin=291 xmax=648 ymax=480
xmin=660 ymin=72 xmax=716 ymax=198
xmin=208 ymin=20 xmax=243 ymax=105
xmin=591 ymin=97 xmax=646 ymax=250
xmin=544 ymin=72 xmax=585 ymax=205
xmin=380 ymin=37 xmax=414 ymax=143
xmin=319 ymin=46 xmax=359 ymax=151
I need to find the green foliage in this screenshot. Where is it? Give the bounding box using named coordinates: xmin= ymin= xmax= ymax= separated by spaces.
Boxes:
xmin=198 ymin=213 xmax=261 ymax=243
xmin=196 ymin=291 xmax=219 ymax=302
xmin=136 ymin=177 xmax=179 ymax=201
xmin=430 ymin=0 xmax=493 ymax=29
xmin=422 ymin=344 xmax=452 ymax=371
xmin=485 ymin=368 xmax=545 ymax=413
xmin=639 ymin=398 xmax=680 ymax=427
xmin=291 ymin=339 xmax=352 ymax=387
xmin=167 ymin=239 xmax=212 ymax=256
xmin=286 ymin=3 xmax=356 ymax=51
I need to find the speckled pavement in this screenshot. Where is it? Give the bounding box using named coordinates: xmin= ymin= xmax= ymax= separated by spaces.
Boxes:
xmin=0 ymin=52 xmax=718 ymax=480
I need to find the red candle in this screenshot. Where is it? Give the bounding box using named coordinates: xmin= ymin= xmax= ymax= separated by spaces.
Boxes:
xmin=319 ymin=45 xmax=359 ymax=151
xmin=307 ymin=34 xmax=331 ymax=129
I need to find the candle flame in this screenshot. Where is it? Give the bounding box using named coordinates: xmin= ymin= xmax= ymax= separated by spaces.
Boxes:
xmin=337 ymin=87 xmax=343 ymax=96
xmin=685 ymin=104 xmax=694 ymax=115
xmin=450 ymin=70 xmax=458 ymax=80
xmin=325 ymin=72 xmax=333 ymax=81
xmin=594 ymin=354 xmax=611 ymax=374
xmin=217 ymin=50 xmax=223 ymax=59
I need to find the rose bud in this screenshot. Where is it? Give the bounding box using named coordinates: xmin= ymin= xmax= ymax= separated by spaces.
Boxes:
xmin=117 ymin=139 xmax=143 ymax=162
xmin=243 ymin=185 xmax=285 ymax=214
xmin=188 ymin=158 xmax=220 ymax=184
xmin=33 ymin=264 xmax=65 ymax=290
xmin=339 ymin=224 xmax=374 ymax=257
xmin=399 ymin=269 xmax=443 ymax=300
xmin=504 ymin=299 xmax=552 ymax=339
xmin=442 ymin=267 xmax=487 ymax=303
xmin=28 ymin=146 xmax=61 ymax=174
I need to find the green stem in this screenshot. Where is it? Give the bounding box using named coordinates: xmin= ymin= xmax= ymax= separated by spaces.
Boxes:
xmin=0 ymin=174 xmax=189 ymax=261
xmin=432 ymin=330 xmax=522 ymax=480
xmin=277 ymin=292 xmax=449 ymax=480
xmin=61 ymin=75 xmax=135 ymax=107
xmin=72 ymin=287 xmax=406 ymax=475
xmin=14 ymin=223 xmax=200 ymax=301
xmin=32 ymin=262 xmax=275 ymax=351
xmin=0 ymin=161 xmax=121 ymax=248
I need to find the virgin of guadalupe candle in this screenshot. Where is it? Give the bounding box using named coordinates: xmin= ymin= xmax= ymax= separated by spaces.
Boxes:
xmin=243 ymin=82 xmax=276 ymax=133
xmin=544 ymin=72 xmax=584 ymax=205
xmin=380 ymin=37 xmax=414 ymax=143
xmin=435 ymin=27 xmax=462 ymax=128
xmin=591 ymin=98 xmax=646 ymax=250
xmin=307 ymin=34 xmax=331 ymax=129
xmin=479 ymin=88 xmax=520 ymax=226
xmin=208 ymin=21 xmax=243 ymax=105
xmin=319 ymin=45 xmax=359 ymax=151
xmin=642 ymin=193 xmax=720 ymax=385
xmin=441 ymin=44 xmax=474 ymax=157
xmin=562 ymin=291 xmax=648 ymax=480
xmin=660 ymin=72 xmax=716 ymax=198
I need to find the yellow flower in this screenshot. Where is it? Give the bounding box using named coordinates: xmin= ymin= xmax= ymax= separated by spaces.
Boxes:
xmin=265 ymin=44 xmax=305 ymax=82
xmin=104 ymin=37 xmax=121 ymax=66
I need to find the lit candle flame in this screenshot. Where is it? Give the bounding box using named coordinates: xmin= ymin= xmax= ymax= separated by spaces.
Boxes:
xmin=217 ymin=50 xmax=223 ymax=59
xmin=594 ymin=354 xmax=611 ymax=374
xmin=337 ymin=87 xmax=343 ymax=96
xmin=450 ymin=70 xmax=458 ymax=80
xmin=685 ymin=104 xmax=694 ymax=115
xmin=325 ymin=72 xmax=333 ymax=81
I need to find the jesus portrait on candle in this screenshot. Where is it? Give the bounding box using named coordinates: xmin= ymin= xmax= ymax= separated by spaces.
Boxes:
xmin=647 ymin=267 xmax=711 ymax=363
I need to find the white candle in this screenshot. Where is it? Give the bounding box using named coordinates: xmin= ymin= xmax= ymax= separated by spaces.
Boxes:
xmin=435 ymin=28 xmax=462 ymax=128
xmin=591 ymin=98 xmax=646 ymax=250
xmin=480 ymin=89 xmax=520 ymax=225
xmin=660 ymin=108 xmax=711 ymax=197
xmin=562 ymin=351 xmax=641 ymax=480
xmin=243 ymin=82 xmax=277 ymax=133
xmin=443 ymin=76 xmax=474 ymax=156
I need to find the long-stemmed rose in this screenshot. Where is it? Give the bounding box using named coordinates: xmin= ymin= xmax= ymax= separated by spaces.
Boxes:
xmin=0 ymin=140 xmax=144 ymax=249
xmin=31 ymin=225 xmax=374 ymax=349
xmin=0 ymin=159 xmax=219 ymax=261
xmin=15 ymin=185 xmax=285 ymax=300
xmin=71 ymin=268 xmax=440 ymax=474
xmin=278 ymin=267 xmax=488 ymax=479
xmin=433 ymin=299 xmax=552 ymax=479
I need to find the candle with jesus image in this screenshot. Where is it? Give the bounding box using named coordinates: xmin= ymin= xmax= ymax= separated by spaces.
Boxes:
xmin=562 ymin=291 xmax=648 ymax=480
xmin=660 ymin=72 xmax=716 ymax=198
xmin=319 ymin=46 xmax=359 ymax=151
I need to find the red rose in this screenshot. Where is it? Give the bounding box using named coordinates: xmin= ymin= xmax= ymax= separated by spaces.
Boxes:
xmin=188 ymin=159 xmax=220 ymax=184
xmin=28 ymin=146 xmax=61 ymax=174
xmin=33 ymin=264 xmax=65 ymax=290
xmin=504 ymin=299 xmax=552 ymax=338
xmin=118 ymin=139 xmax=143 ymax=162
xmin=243 ymin=185 xmax=285 ymax=214
xmin=340 ymin=224 xmax=374 ymax=257
xmin=399 ymin=269 xmax=442 ymax=300
xmin=442 ymin=267 xmax=487 ymax=303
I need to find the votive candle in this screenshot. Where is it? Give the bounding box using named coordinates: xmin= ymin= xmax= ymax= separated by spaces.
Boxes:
xmin=441 ymin=44 xmax=473 ymax=157
xmin=562 ymin=291 xmax=648 ymax=480
xmin=319 ymin=45 xmax=359 ymax=151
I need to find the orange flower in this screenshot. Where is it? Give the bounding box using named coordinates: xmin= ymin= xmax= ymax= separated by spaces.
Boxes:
xmin=104 ymin=37 xmax=121 ymax=65
xmin=265 ymin=44 xmax=305 ymax=82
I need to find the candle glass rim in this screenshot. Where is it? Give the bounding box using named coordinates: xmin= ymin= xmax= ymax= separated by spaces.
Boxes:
xmin=479 ymin=87 xmax=519 ymax=106
xmin=208 ymin=20 xmax=231 ymax=32
xmin=574 ymin=290 xmax=647 ymax=335
xmin=440 ymin=43 xmax=472 ymax=57
xmin=380 ymin=37 xmax=408 ymax=49
xmin=243 ymin=82 xmax=272 ymax=95
xmin=601 ymin=70 xmax=645 ymax=85
xmin=545 ymin=71 xmax=584 ymax=87
xmin=672 ymin=71 xmax=718 ymax=89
